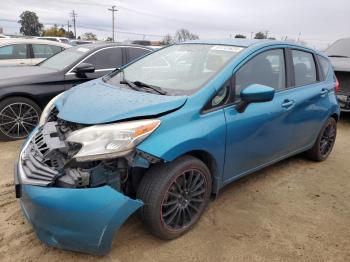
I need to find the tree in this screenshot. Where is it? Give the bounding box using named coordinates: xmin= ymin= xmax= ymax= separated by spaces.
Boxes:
xmin=234 ymin=34 xmax=247 ymax=39
xmin=82 ymin=32 xmax=97 ymax=41
xmin=42 ymin=24 xmax=66 ymax=37
xmin=18 ymin=11 xmax=43 ymax=36
xmin=174 ymin=29 xmax=199 ymax=43
xmin=66 ymin=31 xmax=75 ymax=39
xmin=254 ymin=31 xmax=267 ymax=39
xmin=161 ymin=34 xmax=173 ymax=45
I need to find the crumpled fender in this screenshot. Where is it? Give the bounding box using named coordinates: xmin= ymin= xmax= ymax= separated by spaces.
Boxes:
xmin=20 ymin=184 xmax=143 ymax=255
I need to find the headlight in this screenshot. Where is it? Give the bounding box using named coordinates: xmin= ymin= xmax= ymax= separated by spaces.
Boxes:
xmin=39 ymin=93 xmax=63 ymax=126
xmin=66 ymin=119 xmax=161 ymax=161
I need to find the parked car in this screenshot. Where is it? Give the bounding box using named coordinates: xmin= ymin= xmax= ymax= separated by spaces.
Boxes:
xmin=36 ymin=36 xmax=70 ymax=44
xmin=325 ymin=37 xmax=350 ymax=111
xmin=69 ymin=40 xmax=94 ymax=46
xmin=0 ymin=43 xmax=152 ymax=140
xmin=14 ymin=39 xmax=340 ymax=255
xmin=0 ymin=38 xmax=70 ymax=66
xmin=0 ymin=34 xmax=10 ymax=39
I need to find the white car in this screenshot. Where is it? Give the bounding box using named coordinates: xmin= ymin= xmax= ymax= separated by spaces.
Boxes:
xmin=0 ymin=38 xmax=70 ymax=66
xmin=0 ymin=34 xmax=10 ymax=39
xmin=36 ymin=37 xmax=70 ymax=44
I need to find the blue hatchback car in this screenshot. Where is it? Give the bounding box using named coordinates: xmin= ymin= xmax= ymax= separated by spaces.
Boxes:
xmin=15 ymin=39 xmax=340 ymax=255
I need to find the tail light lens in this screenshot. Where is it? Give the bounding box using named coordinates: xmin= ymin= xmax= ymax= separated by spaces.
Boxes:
xmin=334 ymin=76 xmax=340 ymax=92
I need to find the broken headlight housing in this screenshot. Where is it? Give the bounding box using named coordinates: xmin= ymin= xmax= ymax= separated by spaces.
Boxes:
xmin=39 ymin=93 xmax=63 ymax=126
xmin=66 ymin=119 xmax=161 ymax=161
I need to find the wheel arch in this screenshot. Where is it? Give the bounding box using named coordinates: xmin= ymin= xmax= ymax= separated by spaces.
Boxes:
xmin=0 ymin=93 xmax=44 ymax=109
xmin=180 ymin=150 xmax=221 ymax=195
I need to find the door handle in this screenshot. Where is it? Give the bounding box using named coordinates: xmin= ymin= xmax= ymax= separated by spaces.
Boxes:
xmin=281 ymin=99 xmax=295 ymax=109
xmin=320 ymin=88 xmax=328 ymax=96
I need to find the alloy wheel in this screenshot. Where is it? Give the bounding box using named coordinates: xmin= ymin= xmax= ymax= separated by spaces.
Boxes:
xmin=0 ymin=102 xmax=39 ymax=139
xmin=319 ymin=121 xmax=336 ymax=157
xmin=161 ymin=169 xmax=208 ymax=231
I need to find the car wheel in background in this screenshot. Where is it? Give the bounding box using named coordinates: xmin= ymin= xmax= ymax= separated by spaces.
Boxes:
xmin=137 ymin=155 xmax=212 ymax=239
xmin=306 ymin=117 xmax=337 ymax=161
xmin=0 ymin=97 xmax=41 ymax=141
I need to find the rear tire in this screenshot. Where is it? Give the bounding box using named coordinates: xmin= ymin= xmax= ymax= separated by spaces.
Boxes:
xmin=137 ymin=155 xmax=212 ymax=240
xmin=305 ymin=117 xmax=337 ymax=161
xmin=0 ymin=97 xmax=41 ymax=141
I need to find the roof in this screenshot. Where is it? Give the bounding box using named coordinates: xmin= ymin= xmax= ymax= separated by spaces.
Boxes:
xmin=182 ymin=38 xmax=312 ymax=49
xmin=0 ymin=38 xmax=70 ymax=48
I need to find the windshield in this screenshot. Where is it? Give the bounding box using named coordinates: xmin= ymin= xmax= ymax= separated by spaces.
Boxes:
xmin=39 ymin=46 xmax=91 ymax=70
xmin=106 ymin=44 xmax=244 ymax=95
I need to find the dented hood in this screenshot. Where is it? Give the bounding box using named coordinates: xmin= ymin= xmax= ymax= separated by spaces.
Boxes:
xmin=55 ymin=79 xmax=187 ymax=124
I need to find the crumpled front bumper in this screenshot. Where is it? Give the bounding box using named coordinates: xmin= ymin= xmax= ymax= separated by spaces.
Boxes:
xmin=337 ymin=92 xmax=350 ymax=112
xmin=15 ymin=135 xmax=143 ymax=255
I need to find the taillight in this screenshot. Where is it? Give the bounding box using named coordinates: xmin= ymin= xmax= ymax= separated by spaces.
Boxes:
xmin=335 ymin=76 xmax=340 ymax=92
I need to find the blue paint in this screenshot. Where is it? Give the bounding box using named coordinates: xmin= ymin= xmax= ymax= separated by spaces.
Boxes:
xmin=20 ymin=184 xmax=142 ymax=255
xmin=17 ymin=39 xmax=340 ymax=255
xmin=55 ymin=79 xmax=187 ymax=124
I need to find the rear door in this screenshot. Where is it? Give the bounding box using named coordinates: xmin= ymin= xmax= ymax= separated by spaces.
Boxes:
xmin=64 ymin=47 xmax=124 ymax=89
xmin=0 ymin=44 xmax=30 ymax=66
xmin=223 ymin=48 xmax=292 ymax=182
xmin=283 ymin=49 xmax=330 ymax=152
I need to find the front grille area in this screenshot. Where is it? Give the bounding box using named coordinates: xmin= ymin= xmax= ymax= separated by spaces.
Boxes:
xmin=20 ymin=122 xmax=68 ymax=185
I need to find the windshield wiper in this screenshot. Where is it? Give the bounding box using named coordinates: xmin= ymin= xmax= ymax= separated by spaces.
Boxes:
xmin=120 ymin=79 xmax=142 ymax=92
xmin=133 ymin=81 xmax=167 ymax=95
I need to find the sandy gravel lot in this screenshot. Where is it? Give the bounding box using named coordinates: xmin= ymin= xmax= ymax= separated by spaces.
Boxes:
xmin=0 ymin=114 xmax=349 ymax=262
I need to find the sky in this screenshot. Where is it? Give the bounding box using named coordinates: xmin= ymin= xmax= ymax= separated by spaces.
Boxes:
xmin=0 ymin=0 xmax=349 ymax=49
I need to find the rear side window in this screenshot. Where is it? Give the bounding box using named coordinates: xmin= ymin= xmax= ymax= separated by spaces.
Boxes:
xmin=318 ymin=55 xmax=331 ymax=80
xmin=127 ymin=47 xmax=150 ymax=63
xmin=84 ymin=47 xmax=123 ymax=70
xmin=235 ymin=49 xmax=286 ymax=95
xmin=32 ymin=44 xmax=62 ymax=58
xmin=0 ymin=44 xmax=27 ymax=59
xmin=292 ymin=50 xmax=317 ymax=86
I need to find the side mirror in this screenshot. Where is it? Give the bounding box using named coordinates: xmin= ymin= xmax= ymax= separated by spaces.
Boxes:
xmin=74 ymin=63 xmax=95 ymax=76
xmin=236 ymin=84 xmax=275 ymax=113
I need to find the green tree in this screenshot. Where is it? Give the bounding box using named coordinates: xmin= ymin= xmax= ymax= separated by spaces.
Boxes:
xmin=234 ymin=34 xmax=247 ymax=39
xmin=18 ymin=11 xmax=43 ymax=36
xmin=82 ymin=32 xmax=97 ymax=41
xmin=42 ymin=24 xmax=66 ymax=37
xmin=254 ymin=31 xmax=267 ymax=39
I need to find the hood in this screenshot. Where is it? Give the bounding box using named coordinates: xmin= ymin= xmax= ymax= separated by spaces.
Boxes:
xmin=0 ymin=66 xmax=59 ymax=86
xmin=329 ymin=57 xmax=350 ymax=72
xmin=55 ymin=79 xmax=187 ymax=124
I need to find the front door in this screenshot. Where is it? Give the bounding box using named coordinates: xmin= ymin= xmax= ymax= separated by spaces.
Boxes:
xmin=223 ymin=48 xmax=292 ymax=183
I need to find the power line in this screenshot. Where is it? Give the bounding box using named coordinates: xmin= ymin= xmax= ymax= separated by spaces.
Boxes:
xmin=108 ymin=5 xmax=118 ymax=42
xmin=70 ymin=10 xmax=77 ymax=38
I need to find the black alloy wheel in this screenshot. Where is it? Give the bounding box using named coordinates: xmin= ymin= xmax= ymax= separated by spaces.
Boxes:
xmin=137 ymin=156 xmax=212 ymax=239
xmin=306 ymin=117 xmax=337 ymax=161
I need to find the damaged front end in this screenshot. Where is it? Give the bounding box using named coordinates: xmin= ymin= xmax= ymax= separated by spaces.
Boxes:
xmin=335 ymin=71 xmax=350 ymax=112
xmin=15 ymin=111 xmax=162 ymax=255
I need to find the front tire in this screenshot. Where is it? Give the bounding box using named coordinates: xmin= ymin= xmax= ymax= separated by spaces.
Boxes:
xmin=137 ymin=155 xmax=212 ymax=240
xmin=306 ymin=117 xmax=337 ymax=161
xmin=0 ymin=97 xmax=41 ymax=141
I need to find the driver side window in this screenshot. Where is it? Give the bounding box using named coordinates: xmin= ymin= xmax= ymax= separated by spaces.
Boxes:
xmin=235 ymin=49 xmax=286 ymax=97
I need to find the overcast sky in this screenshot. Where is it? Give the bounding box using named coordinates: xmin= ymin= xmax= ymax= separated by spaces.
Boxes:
xmin=0 ymin=0 xmax=349 ymax=49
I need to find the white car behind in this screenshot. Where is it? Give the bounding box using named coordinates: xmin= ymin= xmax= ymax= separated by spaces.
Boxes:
xmin=0 ymin=38 xmax=70 ymax=66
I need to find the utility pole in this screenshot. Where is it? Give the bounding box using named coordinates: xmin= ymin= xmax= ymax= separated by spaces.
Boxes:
xmin=67 ymin=20 xmax=71 ymax=38
xmin=265 ymin=30 xmax=269 ymax=39
xmin=108 ymin=5 xmax=118 ymax=42
xmin=70 ymin=10 xmax=77 ymax=39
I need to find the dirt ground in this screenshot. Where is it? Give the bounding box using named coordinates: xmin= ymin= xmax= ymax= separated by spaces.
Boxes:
xmin=0 ymin=114 xmax=349 ymax=262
